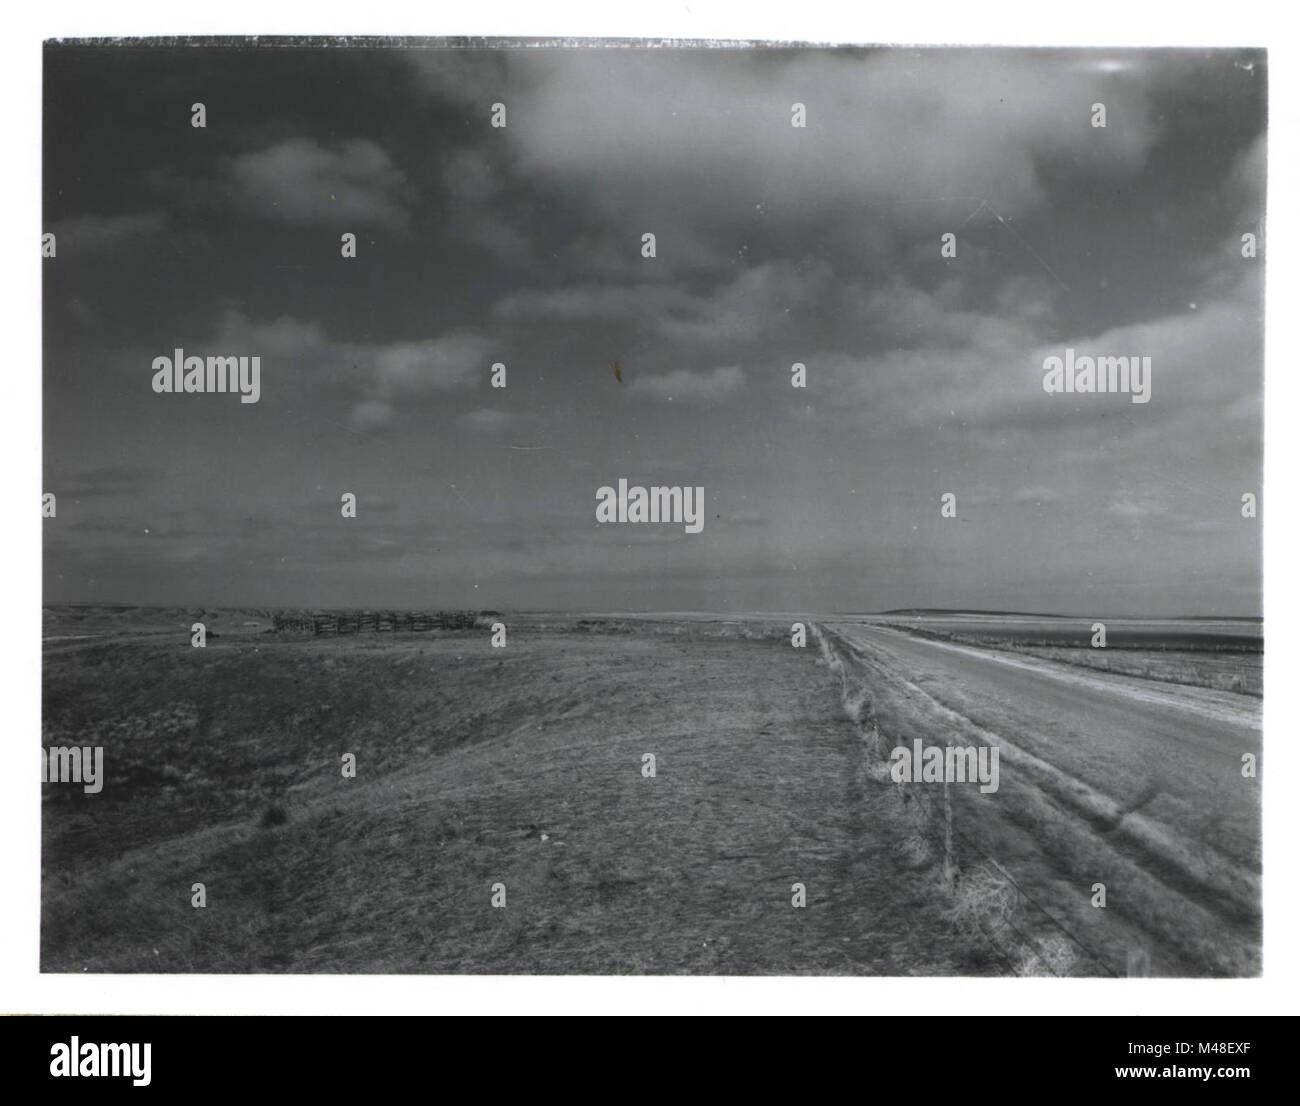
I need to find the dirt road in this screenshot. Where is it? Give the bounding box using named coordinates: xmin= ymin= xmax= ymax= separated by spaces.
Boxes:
xmin=822 ymin=621 xmax=1262 ymax=976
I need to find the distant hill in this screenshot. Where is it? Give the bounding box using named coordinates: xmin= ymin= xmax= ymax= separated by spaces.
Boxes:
xmin=876 ymin=608 xmax=1261 ymax=621
xmin=877 ymin=608 xmax=1074 ymax=618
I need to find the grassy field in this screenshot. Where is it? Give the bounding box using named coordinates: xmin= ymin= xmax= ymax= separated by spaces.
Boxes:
xmin=879 ymin=616 xmax=1262 ymax=697
xmin=42 ymin=612 xmax=999 ymax=974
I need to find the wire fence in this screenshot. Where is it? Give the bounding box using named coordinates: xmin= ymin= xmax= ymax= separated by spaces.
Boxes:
xmin=814 ymin=622 xmax=1127 ymax=978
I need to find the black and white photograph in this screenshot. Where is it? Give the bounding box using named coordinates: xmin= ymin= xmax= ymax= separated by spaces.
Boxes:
xmin=39 ymin=37 xmax=1264 ymax=980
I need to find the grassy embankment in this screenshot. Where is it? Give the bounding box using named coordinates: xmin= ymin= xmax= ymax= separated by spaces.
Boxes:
xmin=43 ymin=614 xmax=995 ymax=974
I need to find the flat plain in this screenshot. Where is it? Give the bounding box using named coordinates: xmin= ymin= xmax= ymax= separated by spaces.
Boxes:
xmin=41 ymin=607 xmax=1261 ymax=975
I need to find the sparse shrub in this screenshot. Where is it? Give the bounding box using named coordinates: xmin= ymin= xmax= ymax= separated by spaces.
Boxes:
xmin=1015 ymin=933 xmax=1080 ymax=977
xmin=944 ymin=862 xmax=1016 ymax=937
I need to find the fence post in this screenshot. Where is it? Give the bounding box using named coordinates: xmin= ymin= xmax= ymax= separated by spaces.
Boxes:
xmin=942 ymin=780 xmax=955 ymax=889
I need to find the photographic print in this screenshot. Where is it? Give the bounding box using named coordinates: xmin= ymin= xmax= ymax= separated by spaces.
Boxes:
xmin=41 ymin=39 xmax=1264 ymax=976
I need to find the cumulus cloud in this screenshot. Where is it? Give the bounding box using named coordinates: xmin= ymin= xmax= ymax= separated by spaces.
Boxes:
xmin=371 ymin=333 xmax=491 ymax=398
xmin=626 ymin=260 xmax=1041 ymax=358
xmin=208 ymin=310 xmax=491 ymax=406
xmin=812 ymin=266 xmax=1261 ymax=444
xmin=227 ymin=138 xmax=411 ymax=226
xmin=411 ymin=48 xmax=1163 ymax=235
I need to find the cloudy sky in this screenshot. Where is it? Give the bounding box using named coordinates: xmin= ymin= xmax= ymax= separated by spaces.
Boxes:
xmin=43 ymin=42 xmax=1264 ymax=614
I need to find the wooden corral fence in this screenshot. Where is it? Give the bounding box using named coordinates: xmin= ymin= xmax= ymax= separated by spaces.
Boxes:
xmin=272 ymin=610 xmax=500 ymax=635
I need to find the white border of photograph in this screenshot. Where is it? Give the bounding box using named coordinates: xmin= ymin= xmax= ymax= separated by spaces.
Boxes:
xmin=3 ymin=0 xmax=1295 ymax=1016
